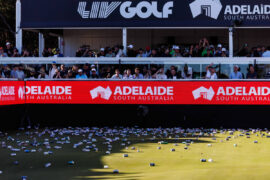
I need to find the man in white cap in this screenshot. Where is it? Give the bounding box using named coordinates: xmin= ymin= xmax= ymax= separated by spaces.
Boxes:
xmin=172 ymin=46 xmax=181 ymax=57
xmin=127 ymin=45 xmax=136 ymax=57
xmin=229 ymin=65 xmax=242 ymax=79
xmin=76 ymin=69 xmax=88 ymax=79
xmin=89 ymin=68 xmax=99 ymax=79
xmin=5 ymin=42 xmax=13 ymax=57
xmin=221 ymin=48 xmax=228 ymax=57
xmin=98 ymin=48 xmax=105 ymax=57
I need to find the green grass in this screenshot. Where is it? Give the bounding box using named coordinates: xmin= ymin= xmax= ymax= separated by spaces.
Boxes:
xmin=1 ymin=130 xmax=270 ymax=180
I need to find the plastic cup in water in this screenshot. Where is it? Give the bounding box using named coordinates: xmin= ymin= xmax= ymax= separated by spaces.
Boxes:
xmin=45 ymin=163 xmax=51 ymax=168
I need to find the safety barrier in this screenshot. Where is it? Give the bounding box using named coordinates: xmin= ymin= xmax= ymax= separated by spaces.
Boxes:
xmin=2 ymin=80 xmax=270 ymax=105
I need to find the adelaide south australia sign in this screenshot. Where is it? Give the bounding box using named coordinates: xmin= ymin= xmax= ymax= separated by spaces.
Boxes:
xmin=21 ymin=0 xmax=270 ymax=28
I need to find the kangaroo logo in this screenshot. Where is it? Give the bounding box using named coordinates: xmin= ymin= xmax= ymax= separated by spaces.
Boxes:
xmin=189 ymin=0 xmax=222 ymax=20
xmin=192 ymin=86 xmax=215 ymax=101
xmin=90 ymin=86 xmax=112 ymax=100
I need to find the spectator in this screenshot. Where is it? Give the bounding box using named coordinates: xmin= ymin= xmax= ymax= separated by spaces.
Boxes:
xmin=17 ymin=65 xmax=25 ymax=80
xmin=60 ymin=64 xmax=67 ymax=78
xmin=97 ymin=48 xmax=105 ymax=57
xmin=162 ymin=49 xmax=171 ymax=57
xmin=89 ymin=68 xmax=99 ymax=79
xmin=12 ymin=48 xmax=20 ymax=57
xmin=115 ymin=45 xmax=124 ymax=57
xmin=171 ymin=46 xmax=181 ymax=57
xmin=149 ymin=49 xmax=159 ymax=57
xmin=0 ymin=47 xmax=8 ymax=57
xmin=22 ymin=49 xmax=31 ymax=57
xmin=153 ymin=68 xmax=167 ymax=79
xmin=133 ymin=68 xmax=144 ymax=79
xmin=111 ymin=69 xmax=122 ymax=79
xmin=72 ymin=65 xmax=79 ymax=75
xmin=215 ymin=44 xmax=222 ymax=57
xmin=206 ymin=64 xmax=218 ymax=79
xmin=221 ymin=48 xmax=228 ymax=57
xmin=10 ymin=65 xmax=19 ymax=78
xmin=4 ymin=42 xmax=13 ymax=57
xmin=105 ymin=48 xmax=116 ymax=57
xmin=246 ymin=65 xmax=257 ymax=79
xmin=203 ymin=48 xmax=214 ymax=57
xmin=38 ymin=68 xmax=49 ymax=79
xmin=137 ymin=48 xmax=144 ymax=57
xmin=144 ymin=70 xmax=152 ymax=79
xmin=262 ymin=46 xmax=270 ymax=57
xmin=54 ymin=48 xmax=64 ymax=57
xmin=2 ymin=65 xmax=11 ymax=78
xmin=83 ymin=64 xmax=90 ymax=78
xmin=127 ymin=45 xmax=137 ymax=57
xmin=53 ymin=69 xmax=62 ymax=79
xmin=123 ymin=69 xmax=133 ymax=79
xmin=144 ymin=46 xmax=151 ymax=57
xmin=237 ymin=44 xmax=249 ymax=57
xmin=181 ymin=65 xmax=193 ymax=79
xmin=168 ymin=69 xmax=180 ymax=79
xmin=229 ymin=65 xmax=243 ymax=79
xmin=28 ymin=69 xmax=37 ymax=79
xmin=49 ymin=62 xmax=58 ymax=79
xmin=76 ymin=69 xmax=88 ymax=79
xmin=66 ymin=70 xmax=75 ymax=79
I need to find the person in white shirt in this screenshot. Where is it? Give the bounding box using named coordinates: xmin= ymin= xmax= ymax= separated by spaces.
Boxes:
xmin=153 ymin=68 xmax=167 ymax=79
xmin=111 ymin=69 xmax=123 ymax=79
xmin=205 ymin=63 xmax=218 ymax=80
xmin=16 ymin=66 xmax=25 ymax=80
xmin=123 ymin=69 xmax=133 ymax=80
xmin=49 ymin=62 xmax=58 ymax=79
xmin=181 ymin=65 xmax=193 ymax=79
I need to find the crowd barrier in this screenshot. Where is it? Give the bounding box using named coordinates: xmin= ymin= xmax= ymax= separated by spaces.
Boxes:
xmin=2 ymin=80 xmax=270 ymax=105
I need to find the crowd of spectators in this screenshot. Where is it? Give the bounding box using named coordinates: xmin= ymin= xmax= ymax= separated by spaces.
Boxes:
xmin=2 ymin=38 xmax=270 ymax=58
xmin=0 ymin=39 xmax=268 ymax=80
xmin=0 ymin=62 xmax=260 ymax=80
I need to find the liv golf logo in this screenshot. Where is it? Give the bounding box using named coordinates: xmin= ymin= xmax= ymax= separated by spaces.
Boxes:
xmin=78 ymin=1 xmax=174 ymax=19
xmin=189 ymin=0 xmax=222 ymax=19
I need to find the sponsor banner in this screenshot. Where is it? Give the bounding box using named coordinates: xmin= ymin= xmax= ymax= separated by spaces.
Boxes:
xmin=0 ymin=81 xmax=25 ymax=105
xmin=21 ymin=0 xmax=270 ymax=28
xmin=25 ymin=81 xmax=270 ymax=105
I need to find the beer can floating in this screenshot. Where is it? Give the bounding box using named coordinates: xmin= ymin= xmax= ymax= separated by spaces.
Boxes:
xmin=45 ymin=163 xmax=51 ymax=168
xmin=200 ymin=159 xmax=207 ymax=162
xmin=150 ymin=163 xmax=155 ymax=167
xmin=123 ymin=154 xmax=128 ymax=157
xmin=113 ymin=169 xmax=119 ymax=174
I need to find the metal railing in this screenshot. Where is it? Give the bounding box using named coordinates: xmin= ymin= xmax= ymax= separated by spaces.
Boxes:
xmin=0 ymin=57 xmax=262 ymax=65
xmin=1 ymin=57 xmax=270 ymax=79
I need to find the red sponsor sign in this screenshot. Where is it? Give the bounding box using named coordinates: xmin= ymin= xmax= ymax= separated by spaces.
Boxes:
xmin=24 ymin=81 xmax=270 ymax=105
xmin=0 ymin=81 xmax=25 ymax=105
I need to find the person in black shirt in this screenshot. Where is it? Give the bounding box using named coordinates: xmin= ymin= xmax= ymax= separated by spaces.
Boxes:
xmin=246 ymin=65 xmax=257 ymax=79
